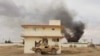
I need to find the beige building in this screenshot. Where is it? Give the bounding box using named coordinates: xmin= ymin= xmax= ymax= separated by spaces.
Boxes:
xmin=22 ymin=20 xmax=63 ymax=54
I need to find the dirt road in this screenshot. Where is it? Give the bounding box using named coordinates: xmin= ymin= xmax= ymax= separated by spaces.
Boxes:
xmin=0 ymin=45 xmax=100 ymax=56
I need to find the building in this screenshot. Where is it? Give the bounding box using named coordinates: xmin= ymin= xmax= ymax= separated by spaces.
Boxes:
xmin=22 ymin=20 xmax=63 ymax=54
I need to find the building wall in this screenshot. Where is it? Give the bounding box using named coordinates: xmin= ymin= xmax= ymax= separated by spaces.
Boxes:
xmin=22 ymin=27 xmax=62 ymax=36
xmin=23 ymin=20 xmax=62 ymax=54
xmin=49 ymin=20 xmax=61 ymax=25
xmin=24 ymin=37 xmax=41 ymax=53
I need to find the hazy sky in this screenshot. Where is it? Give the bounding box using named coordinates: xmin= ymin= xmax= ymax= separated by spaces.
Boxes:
xmin=0 ymin=0 xmax=100 ymax=44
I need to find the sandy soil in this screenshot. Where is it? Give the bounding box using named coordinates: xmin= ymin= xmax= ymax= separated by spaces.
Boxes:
xmin=0 ymin=45 xmax=100 ymax=56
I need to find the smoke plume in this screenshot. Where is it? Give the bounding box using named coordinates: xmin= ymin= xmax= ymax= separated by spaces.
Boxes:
xmin=40 ymin=1 xmax=85 ymax=42
xmin=0 ymin=0 xmax=85 ymax=42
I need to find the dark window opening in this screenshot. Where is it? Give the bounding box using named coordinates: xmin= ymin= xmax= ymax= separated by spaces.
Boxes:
xmin=52 ymin=38 xmax=59 ymax=42
xmin=52 ymin=28 xmax=55 ymax=30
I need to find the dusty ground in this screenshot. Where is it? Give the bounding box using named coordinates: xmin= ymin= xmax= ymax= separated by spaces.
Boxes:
xmin=0 ymin=45 xmax=100 ymax=56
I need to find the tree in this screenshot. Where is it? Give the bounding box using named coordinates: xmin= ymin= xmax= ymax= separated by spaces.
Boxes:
xmin=5 ymin=40 xmax=12 ymax=43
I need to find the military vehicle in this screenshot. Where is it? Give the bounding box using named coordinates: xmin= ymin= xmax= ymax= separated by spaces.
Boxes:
xmin=32 ymin=38 xmax=59 ymax=55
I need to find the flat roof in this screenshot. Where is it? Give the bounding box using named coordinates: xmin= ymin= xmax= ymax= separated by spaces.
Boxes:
xmin=21 ymin=25 xmax=63 ymax=28
xmin=22 ymin=36 xmax=63 ymax=38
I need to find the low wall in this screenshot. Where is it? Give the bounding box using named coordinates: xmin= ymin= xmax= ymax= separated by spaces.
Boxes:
xmin=62 ymin=43 xmax=88 ymax=48
xmin=0 ymin=43 xmax=23 ymax=46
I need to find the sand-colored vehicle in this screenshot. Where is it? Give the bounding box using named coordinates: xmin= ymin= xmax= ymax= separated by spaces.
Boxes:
xmin=32 ymin=40 xmax=59 ymax=55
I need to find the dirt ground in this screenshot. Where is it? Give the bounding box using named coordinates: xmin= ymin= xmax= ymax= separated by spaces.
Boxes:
xmin=0 ymin=45 xmax=100 ymax=56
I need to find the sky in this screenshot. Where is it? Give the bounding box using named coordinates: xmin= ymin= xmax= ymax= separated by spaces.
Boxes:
xmin=0 ymin=0 xmax=100 ymax=44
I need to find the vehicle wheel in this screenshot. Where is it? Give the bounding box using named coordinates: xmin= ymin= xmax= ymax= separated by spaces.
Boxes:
xmin=35 ymin=49 xmax=41 ymax=55
xmin=51 ymin=49 xmax=57 ymax=55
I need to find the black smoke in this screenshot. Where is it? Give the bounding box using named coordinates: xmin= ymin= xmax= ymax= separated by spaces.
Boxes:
xmin=0 ymin=0 xmax=85 ymax=42
xmin=42 ymin=1 xmax=85 ymax=42
xmin=65 ymin=22 xmax=85 ymax=42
